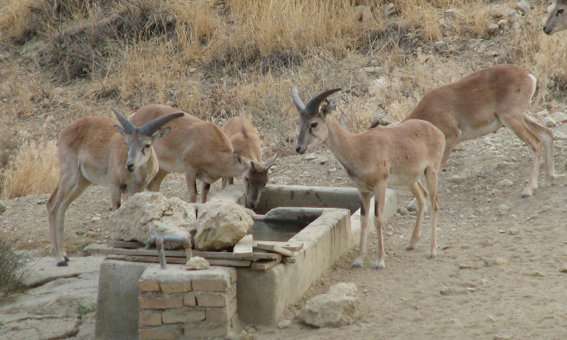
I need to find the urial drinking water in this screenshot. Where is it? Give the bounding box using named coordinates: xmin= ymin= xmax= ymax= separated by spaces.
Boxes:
xmin=292 ymin=87 xmax=445 ymax=269
xmin=222 ymin=115 xmax=278 ymax=209
xmin=47 ymin=109 xmax=184 ymax=266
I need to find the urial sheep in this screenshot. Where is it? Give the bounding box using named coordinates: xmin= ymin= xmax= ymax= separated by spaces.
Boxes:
xmin=405 ymin=65 xmax=560 ymax=198
xmin=130 ymin=104 xmax=250 ymax=203
xmin=222 ymin=115 xmax=278 ymax=209
xmin=293 ymin=87 xmax=445 ymax=269
xmin=47 ymin=109 xmax=184 ymax=266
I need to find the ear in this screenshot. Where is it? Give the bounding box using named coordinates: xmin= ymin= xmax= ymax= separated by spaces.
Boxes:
xmin=152 ymin=127 xmax=171 ymax=140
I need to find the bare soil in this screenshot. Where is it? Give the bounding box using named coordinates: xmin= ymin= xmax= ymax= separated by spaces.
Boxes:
xmin=2 ymin=126 xmax=567 ymax=339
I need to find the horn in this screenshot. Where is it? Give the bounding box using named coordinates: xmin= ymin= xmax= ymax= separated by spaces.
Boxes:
xmin=112 ymin=109 xmax=136 ymax=134
xmin=140 ymin=112 xmax=185 ymax=136
xmin=304 ymin=88 xmax=341 ymax=115
xmin=291 ymin=86 xmax=306 ymax=113
xmin=265 ymin=153 xmax=278 ymax=170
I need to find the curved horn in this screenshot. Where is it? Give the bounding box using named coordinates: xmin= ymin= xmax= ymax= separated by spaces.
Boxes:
xmin=304 ymin=88 xmax=341 ymax=115
xmin=265 ymin=153 xmax=278 ymax=170
xmin=291 ymin=86 xmax=306 ymax=113
xmin=112 ymin=109 xmax=136 ymax=134
xmin=140 ymin=112 xmax=185 ymax=136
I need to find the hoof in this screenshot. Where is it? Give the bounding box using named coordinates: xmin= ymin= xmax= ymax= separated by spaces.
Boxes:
xmin=371 ymin=259 xmax=385 ymax=270
xmin=520 ymin=192 xmax=532 ymax=199
xmin=428 ymin=252 xmax=437 ymax=259
xmin=64 ymin=255 xmax=70 ymax=262
xmin=406 ymin=245 xmax=416 ymax=251
xmin=56 ymin=260 xmax=69 ymax=267
xmin=351 ymin=258 xmax=364 ymax=268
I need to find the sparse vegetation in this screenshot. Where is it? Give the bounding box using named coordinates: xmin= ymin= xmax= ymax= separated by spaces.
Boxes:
xmin=1 ymin=0 xmax=567 ymax=197
xmin=0 ymin=239 xmax=26 ymax=294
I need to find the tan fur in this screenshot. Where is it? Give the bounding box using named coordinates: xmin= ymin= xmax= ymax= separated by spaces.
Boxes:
xmin=294 ymin=88 xmax=445 ymax=269
xmin=131 ymin=104 xmax=250 ymax=203
xmin=221 ymin=116 xmax=275 ymax=209
xmin=406 ymin=64 xmax=560 ymax=197
xmin=47 ymin=112 xmax=176 ymax=266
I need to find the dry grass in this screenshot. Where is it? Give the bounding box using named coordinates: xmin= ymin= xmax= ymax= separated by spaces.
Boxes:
xmin=2 ymin=0 xmax=567 ymax=197
xmin=0 ymin=141 xmax=59 ymax=199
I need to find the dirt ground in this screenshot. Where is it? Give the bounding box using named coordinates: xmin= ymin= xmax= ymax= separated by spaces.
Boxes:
xmin=2 ymin=125 xmax=567 ymax=339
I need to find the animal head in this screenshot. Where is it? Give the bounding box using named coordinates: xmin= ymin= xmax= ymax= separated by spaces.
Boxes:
xmin=243 ymin=153 xmax=278 ymax=209
xmin=291 ymin=87 xmax=341 ymax=154
xmin=112 ymin=109 xmax=184 ymax=172
xmin=544 ymin=0 xmax=567 ymax=35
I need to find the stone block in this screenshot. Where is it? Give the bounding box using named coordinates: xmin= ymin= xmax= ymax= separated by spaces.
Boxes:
xmin=139 ymin=325 xmax=182 ymax=340
xmin=139 ymin=280 xmax=160 ymax=292
xmin=139 ymin=294 xmax=183 ymax=310
xmin=160 ymin=281 xmax=192 ymax=294
xmin=192 ymin=279 xmax=228 ymax=292
xmin=195 ymin=292 xmax=226 ymax=307
xmin=183 ymin=293 xmax=197 ymax=306
xmin=162 ymin=308 xmax=205 ymax=324
xmin=139 ymin=310 xmax=162 ymax=327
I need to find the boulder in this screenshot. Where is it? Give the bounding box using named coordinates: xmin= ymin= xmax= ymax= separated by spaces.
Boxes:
xmin=194 ymin=201 xmax=254 ymax=251
xmin=110 ymin=192 xmax=196 ymax=249
xmin=299 ymin=282 xmax=360 ymax=328
xmin=0 ymin=201 xmax=6 ymax=215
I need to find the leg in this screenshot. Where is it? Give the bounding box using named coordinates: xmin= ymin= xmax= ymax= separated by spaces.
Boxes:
xmin=424 ymin=167 xmax=440 ymax=258
xmin=185 ymin=171 xmax=198 ymax=203
xmin=407 ymin=181 xmax=426 ymax=251
xmin=47 ymin=174 xmax=88 ymax=266
xmin=525 ymin=116 xmax=562 ymax=182
xmin=201 ymin=182 xmax=211 ymax=203
xmin=500 ymin=115 xmax=542 ymax=197
xmin=441 ymin=130 xmax=461 ymax=169
xmin=372 ymin=182 xmax=387 ymax=270
xmin=148 ymin=169 xmax=168 ymax=192
xmin=352 ymin=191 xmax=372 ymax=268
xmin=110 ymin=185 xmax=122 ymax=210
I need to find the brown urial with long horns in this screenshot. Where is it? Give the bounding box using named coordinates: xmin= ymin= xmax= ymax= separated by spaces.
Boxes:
xmin=47 ymin=109 xmax=184 ymax=266
xmin=293 ymin=87 xmax=446 ymax=269
xmin=222 ymin=115 xmax=278 ymax=209
xmin=130 ymin=104 xmax=251 ymax=204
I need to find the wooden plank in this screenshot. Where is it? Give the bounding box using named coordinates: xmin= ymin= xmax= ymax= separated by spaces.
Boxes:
xmin=233 ymin=235 xmax=254 ymax=256
xmin=254 ymin=243 xmax=294 ymax=257
xmin=106 ymin=255 xmax=252 ymax=268
xmin=111 ymin=240 xmax=144 ymax=249
xmin=254 ymin=241 xmax=303 ymax=252
xmin=251 ymin=260 xmax=279 ymax=271
xmin=85 ymin=243 xmax=280 ymax=262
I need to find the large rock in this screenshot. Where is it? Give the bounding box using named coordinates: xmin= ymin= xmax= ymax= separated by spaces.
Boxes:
xmin=110 ymin=192 xmax=196 ymax=249
xmin=194 ymin=201 xmax=254 ymax=251
xmin=299 ymin=282 xmax=360 ymax=328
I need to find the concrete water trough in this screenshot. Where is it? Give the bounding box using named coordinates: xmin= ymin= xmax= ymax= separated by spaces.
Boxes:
xmin=95 ymin=184 xmax=397 ymax=338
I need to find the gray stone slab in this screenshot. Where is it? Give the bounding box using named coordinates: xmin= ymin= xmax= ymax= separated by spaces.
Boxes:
xmin=21 ymin=256 xmax=104 ymax=288
xmin=95 ymin=260 xmax=150 ymax=340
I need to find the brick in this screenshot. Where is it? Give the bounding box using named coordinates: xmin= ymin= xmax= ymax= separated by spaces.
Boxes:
xmin=162 ymin=308 xmax=205 ymax=324
xmin=139 ymin=294 xmax=183 ymax=309
xmin=205 ymin=307 xmax=229 ymax=323
xmin=160 ymin=281 xmax=192 ymax=294
xmin=196 ymin=292 xmax=226 ymax=307
xmin=139 ymin=325 xmax=182 ymax=340
xmin=139 ymin=279 xmax=160 ymax=292
xmin=139 ymin=310 xmax=162 ymax=327
xmin=192 ymin=279 xmax=228 ymax=292
xmin=184 ymin=293 xmax=196 ymax=306
xmin=184 ymin=322 xmax=230 ymax=338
